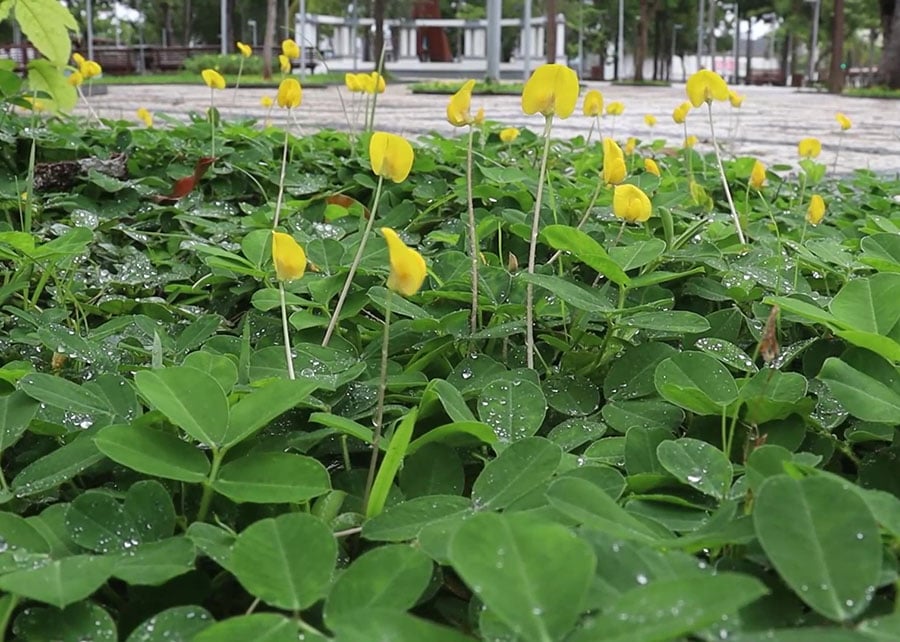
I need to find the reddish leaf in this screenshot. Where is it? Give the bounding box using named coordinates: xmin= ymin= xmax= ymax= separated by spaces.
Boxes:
xmin=151 ymin=157 xmax=216 ymax=204
xmin=325 ymin=193 xmax=370 ymax=219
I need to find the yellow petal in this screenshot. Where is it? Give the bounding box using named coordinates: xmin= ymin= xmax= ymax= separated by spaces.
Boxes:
xmin=613 ymin=184 xmax=652 ymax=223
xmin=277 ymin=77 xmax=302 ymax=108
xmin=807 ymin=195 xmax=826 ymax=225
xmin=749 ymin=160 xmax=766 ymax=189
xmin=136 ymin=107 xmax=153 ymax=127
xmin=728 ymin=90 xmax=744 ymax=107
xmin=201 ymin=68 xmax=226 ymax=90
xmin=279 ymin=54 xmax=291 ymax=74
xmin=237 ymin=41 xmax=252 ymax=57
xmin=582 ymin=89 xmax=603 ymax=116
xmin=68 ymin=70 xmax=83 ymax=87
xmin=625 ymin=137 xmax=637 ymax=155
xmin=685 ymin=69 xmax=729 ymax=107
xmin=81 ymin=60 xmax=102 ymax=79
xmin=605 ymin=101 xmax=624 ymax=116
xmin=282 ymin=39 xmax=301 ymax=59
xmin=672 ymin=101 xmax=691 ymax=124
xmin=473 ymin=107 xmax=485 ymax=125
xmin=272 ymin=231 xmax=307 ymax=281
xmin=381 ymin=228 xmax=427 ymax=296
xmin=684 ymin=135 xmax=698 ymax=149
xmin=345 ymin=73 xmax=361 ymax=92
xmin=602 ymin=138 xmax=626 ymax=185
xmin=72 ymin=52 xmax=85 ymax=67
xmin=835 ymin=112 xmax=852 ymax=130
xmin=370 ymin=71 xmax=386 ymax=93
xmin=261 ymin=95 xmax=274 ymax=107
xmin=643 ymin=158 xmax=660 ymax=177
xmin=447 ymin=79 xmax=476 ymax=127
xmin=798 ymin=137 xmax=822 ymax=158
xmin=369 ymin=132 xmax=415 ymax=183
xmin=357 ymin=73 xmax=374 ymax=93
xmin=521 ymin=63 xmax=579 ymax=119
xmin=499 ymin=127 xmax=519 ymax=143
xmin=644 ymin=114 xmax=657 ymax=127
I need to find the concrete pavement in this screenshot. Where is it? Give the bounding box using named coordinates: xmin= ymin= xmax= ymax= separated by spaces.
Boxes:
xmin=75 ymin=81 xmax=900 ymax=174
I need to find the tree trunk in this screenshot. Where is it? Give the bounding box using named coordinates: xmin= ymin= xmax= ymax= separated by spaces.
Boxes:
xmin=374 ymin=0 xmax=386 ymax=68
xmin=547 ymin=0 xmax=557 ymax=64
xmin=263 ymin=0 xmax=276 ymax=79
xmin=634 ymin=0 xmax=651 ymax=81
xmin=182 ymin=0 xmax=191 ymax=45
xmin=828 ymin=0 xmax=845 ymax=93
xmin=161 ymin=2 xmax=175 ymax=47
xmin=880 ymin=0 xmax=900 ymax=87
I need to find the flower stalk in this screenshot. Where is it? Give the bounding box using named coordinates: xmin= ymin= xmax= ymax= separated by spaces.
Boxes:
xmin=525 ymin=116 xmax=554 ymax=369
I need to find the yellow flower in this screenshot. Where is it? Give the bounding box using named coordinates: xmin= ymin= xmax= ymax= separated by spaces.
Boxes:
xmin=644 ymin=114 xmax=657 ymax=127
xmin=644 ymin=158 xmax=660 ymax=177
xmin=728 ymin=90 xmax=744 ymax=107
xmin=369 ymin=71 xmax=386 ymax=94
xmin=613 ymin=184 xmax=652 ymax=223
xmin=80 ymin=60 xmax=102 ymax=79
xmin=237 ymin=41 xmax=252 ymax=57
xmin=282 ymin=39 xmax=301 ymax=60
xmin=806 ymin=195 xmax=826 ymax=225
xmin=602 ymin=138 xmax=626 ymax=185
xmin=201 ymin=68 xmax=226 ymax=90
xmin=357 ymin=73 xmax=374 ymax=94
xmin=672 ymin=101 xmax=691 ymax=124
xmin=605 ymin=101 xmax=624 ymax=116
xmin=798 ymin=137 xmax=822 ymax=158
xmin=369 ymin=131 xmax=415 ymax=183
xmin=72 ymin=52 xmax=85 ymax=67
xmin=582 ymin=89 xmax=603 ymax=116
xmin=474 ymin=106 xmax=485 ymax=125
xmin=835 ymin=112 xmax=852 ymax=131
xmin=521 ymin=63 xmax=579 ymax=119
xmin=345 ymin=73 xmax=362 ymax=92
xmin=272 ymin=231 xmax=307 ymax=281
xmin=277 ymin=77 xmax=302 ymax=108
xmin=261 ymin=95 xmax=274 ymax=108
xmin=749 ymin=160 xmax=766 ymax=189
xmin=685 ymin=69 xmax=729 ymax=107
xmin=381 ymin=228 xmax=427 ymax=296
xmin=625 ymin=137 xmax=637 ymax=155
xmin=279 ymin=54 xmax=291 ymax=74
xmin=684 ymin=135 xmax=699 ymax=148
xmin=68 ymin=70 xmax=83 ymax=87
xmin=447 ymin=79 xmax=477 ymax=127
xmin=136 ymin=107 xmax=153 ymax=127
xmin=500 ymin=127 xmax=519 ymax=143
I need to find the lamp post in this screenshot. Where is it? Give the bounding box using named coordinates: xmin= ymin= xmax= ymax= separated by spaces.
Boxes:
xmin=670 ymin=23 xmax=682 ymax=81
xmin=616 ymin=0 xmax=624 ymax=79
xmin=697 ymin=0 xmax=704 ymax=70
xmin=804 ymin=0 xmax=820 ymax=86
xmin=522 ymin=0 xmax=531 ymax=80
xmin=248 ymin=19 xmax=257 ymax=47
xmin=578 ymin=0 xmax=584 ymax=78
xmin=220 ymin=0 xmax=227 ymax=55
xmin=86 ymin=0 xmax=94 ymax=62
xmin=486 ymin=0 xmax=501 ymax=82
xmin=349 ymin=2 xmax=358 ymax=71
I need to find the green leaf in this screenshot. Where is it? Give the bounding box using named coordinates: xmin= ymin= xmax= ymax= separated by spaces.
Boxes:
xmin=362 ymin=495 xmax=472 ymax=542
xmin=212 ymin=453 xmax=331 ymax=504
xmin=694 ymin=337 xmax=758 ymax=372
xmin=175 ymin=316 xmax=222 ymax=354
xmin=134 ymin=367 xmax=230 ymax=447
xmin=570 ymin=573 xmax=768 ymax=642
xmin=182 ymin=351 xmax=238 ymax=393
xmin=406 ymin=421 xmax=498 ymax=455
xmin=546 ymin=477 xmax=667 ymax=544
xmin=367 ymin=409 xmax=417 ymax=518
xmin=829 ymin=273 xmax=900 ymax=338
xmin=818 ymin=356 xmax=900 ymax=423
xmin=12 ymin=432 xmax=104 ymax=497
xmin=604 ymin=343 xmax=679 ymax=401
xmin=765 ymin=295 xmax=839 ymax=329
xmin=0 ymin=555 xmax=115 ymax=608
xmin=472 ymin=437 xmax=561 ymax=510
xmin=186 ymin=522 xmax=235 ymax=572
xmin=324 ymin=545 xmax=433 ymax=626
xmin=224 ymin=378 xmax=320 ymax=447
xmin=400 ymin=443 xmax=464 ymax=497
xmin=541 ymin=224 xmax=630 ymax=285
xmin=113 ymin=537 xmax=196 ymax=585
xmin=192 ymin=614 xmax=297 ymax=642
xmin=654 ymin=352 xmax=739 ymax=415
xmin=860 ymin=233 xmax=900 ymax=272
xmin=94 ymin=424 xmax=210 ymax=483
xmin=26 ymin=59 xmax=77 ymax=112
xmin=518 ymin=272 xmax=615 ymax=314
xmin=65 ymin=491 xmax=143 ymax=553
xmin=124 ymin=480 xmax=176 ymax=542
xmin=0 ymin=512 xmax=50 ymax=573
xmin=544 ymin=373 xmax=600 ymax=416
xmin=19 ymin=373 xmax=111 ymax=417
xmin=656 ymin=438 xmax=733 ymax=500
xmin=609 ymin=239 xmax=667 ymax=271
xmin=330 ymin=609 xmax=473 ymax=642
xmin=477 ymin=379 xmax=547 ymax=442
xmin=232 ymin=513 xmax=336 ymax=610
xmin=0 ymin=390 xmax=39 ymax=453
xmin=449 ymin=512 xmax=596 ymax=642
xmin=421 ymin=378 xmax=476 ymax=423
xmin=753 ymin=474 xmax=882 ymax=621
xmin=13 ymin=601 xmax=116 ymax=642
xmin=622 ymin=310 xmax=711 ymax=333
xmin=16 ymin=0 xmax=78 ymax=65
xmin=126 ymin=606 xmax=214 ymax=642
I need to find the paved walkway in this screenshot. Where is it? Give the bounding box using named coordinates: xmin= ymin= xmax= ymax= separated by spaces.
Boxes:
xmin=77 ymin=81 xmax=900 ymax=173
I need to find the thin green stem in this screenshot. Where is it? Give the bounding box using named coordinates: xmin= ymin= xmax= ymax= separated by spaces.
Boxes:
xmin=209 ymin=89 xmax=216 ymax=159
xmin=757 ymin=189 xmax=786 ymax=296
xmin=0 ymin=594 xmax=19 ymax=640
xmin=272 ymin=124 xmax=291 ymax=228
xmin=322 ymin=175 xmax=385 ymax=346
xmin=525 ymin=116 xmax=555 ymax=370
xmin=707 ymin=103 xmax=746 ymax=245
xmin=721 ymin=406 xmax=729 ymax=455
xmin=363 ymin=290 xmax=392 ymax=513
xmin=832 ymin=131 xmax=843 ymax=174
xmin=279 ymin=282 xmax=296 ymax=380
xmin=233 ymin=58 xmax=245 ymax=102
xmin=792 ymin=220 xmax=809 ymax=291
xmin=0 ymin=456 xmax=8 ymax=493
xmin=340 ymin=435 xmax=351 ymax=471
xmin=196 ymin=447 xmax=226 ymax=523
xmin=466 ymin=125 xmax=479 ymax=334
xmin=76 ymin=84 xmax=103 ymax=125
xmin=547 ymin=176 xmax=604 ymax=266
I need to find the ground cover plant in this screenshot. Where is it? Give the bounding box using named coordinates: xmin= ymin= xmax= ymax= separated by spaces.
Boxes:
xmin=1 ymin=29 xmax=900 ymax=642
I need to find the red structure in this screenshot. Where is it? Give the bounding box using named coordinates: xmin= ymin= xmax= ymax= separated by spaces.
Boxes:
xmin=412 ymin=0 xmax=452 ymax=62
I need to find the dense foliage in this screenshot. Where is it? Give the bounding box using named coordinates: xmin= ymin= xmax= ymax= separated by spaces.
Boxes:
xmin=1 ymin=91 xmax=899 ymax=642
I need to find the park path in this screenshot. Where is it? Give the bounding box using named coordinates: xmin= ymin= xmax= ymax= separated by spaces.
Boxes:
xmin=78 ymin=81 xmax=900 ymax=173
